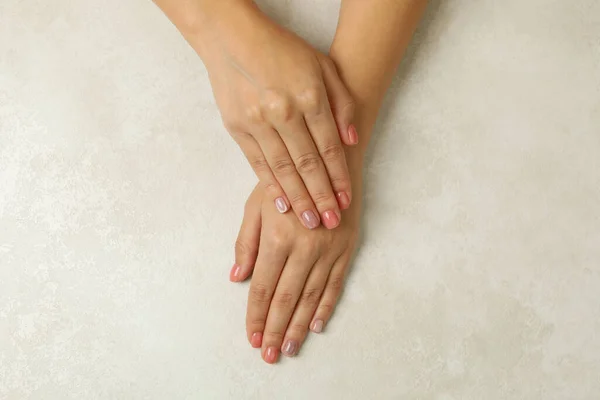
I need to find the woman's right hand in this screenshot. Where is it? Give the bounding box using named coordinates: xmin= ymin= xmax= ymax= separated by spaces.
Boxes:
xmin=191 ymin=2 xmax=358 ymax=229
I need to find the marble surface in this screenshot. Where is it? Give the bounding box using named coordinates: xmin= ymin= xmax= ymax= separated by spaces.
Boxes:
xmin=1 ymin=0 xmax=599 ymax=398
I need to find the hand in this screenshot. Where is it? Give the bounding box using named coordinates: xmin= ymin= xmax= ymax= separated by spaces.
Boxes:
xmin=230 ymin=181 xmax=361 ymax=363
xmin=198 ymin=3 xmax=357 ymax=230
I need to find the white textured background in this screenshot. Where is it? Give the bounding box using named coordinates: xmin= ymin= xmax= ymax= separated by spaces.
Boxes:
xmin=1 ymin=0 xmax=600 ymax=399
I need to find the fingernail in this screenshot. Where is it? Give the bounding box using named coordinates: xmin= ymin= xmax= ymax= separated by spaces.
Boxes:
xmin=336 ymin=191 xmax=351 ymax=210
xmin=301 ymin=210 xmax=320 ymax=229
xmin=322 ymin=210 xmax=340 ymax=229
xmin=348 ymin=124 xmax=359 ymax=145
xmin=251 ymin=332 xmax=263 ymax=348
xmin=229 ymin=264 xmax=241 ymax=281
xmin=311 ymin=319 xmax=324 ymax=333
xmin=275 ymin=197 xmax=288 ymax=213
xmin=282 ymin=340 xmax=298 ymax=357
xmin=265 ymin=346 xmax=279 ymax=364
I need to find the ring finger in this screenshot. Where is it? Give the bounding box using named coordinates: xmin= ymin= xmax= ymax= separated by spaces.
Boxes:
xmin=309 ymin=253 xmax=351 ymax=335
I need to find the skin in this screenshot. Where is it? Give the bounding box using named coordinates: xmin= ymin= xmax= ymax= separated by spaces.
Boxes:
xmin=231 ymin=0 xmax=429 ymax=363
xmin=154 ymin=0 xmax=358 ymax=230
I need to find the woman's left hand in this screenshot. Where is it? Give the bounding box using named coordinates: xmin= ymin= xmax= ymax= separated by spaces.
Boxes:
xmin=230 ymin=183 xmax=361 ymax=363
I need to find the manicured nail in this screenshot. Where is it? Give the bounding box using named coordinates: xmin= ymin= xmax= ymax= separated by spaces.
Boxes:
xmin=251 ymin=332 xmax=263 ymax=348
xmin=229 ymin=264 xmax=241 ymax=281
xmin=348 ymin=124 xmax=359 ymax=145
xmin=336 ymin=191 xmax=351 ymax=210
xmin=301 ymin=210 xmax=320 ymax=229
xmin=282 ymin=340 xmax=298 ymax=357
xmin=311 ymin=319 xmax=324 ymax=333
xmin=275 ymin=197 xmax=288 ymax=213
xmin=322 ymin=210 xmax=340 ymax=229
xmin=265 ymin=346 xmax=279 ymax=364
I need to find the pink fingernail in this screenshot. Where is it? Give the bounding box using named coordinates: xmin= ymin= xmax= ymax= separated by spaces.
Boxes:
xmin=275 ymin=197 xmax=288 ymax=213
xmin=348 ymin=125 xmax=359 ymax=145
xmin=251 ymin=332 xmax=263 ymax=348
xmin=311 ymin=319 xmax=324 ymax=333
xmin=229 ymin=264 xmax=241 ymax=281
xmin=322 ymin=210 xmax=340 ymax=229
xmin=336 ymin=191 xmax=351 ymax=210
xmin=301 ymin=210 xmax=320 ymax=229
xmin=282 ymin=340 xmax=298 ymax=357
xmin=265 ymin=346 xmax=279 ymax=364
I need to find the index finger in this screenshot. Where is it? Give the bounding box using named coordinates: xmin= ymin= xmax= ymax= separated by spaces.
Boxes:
xmin=246 ymin=232 xmax=288 ymax=360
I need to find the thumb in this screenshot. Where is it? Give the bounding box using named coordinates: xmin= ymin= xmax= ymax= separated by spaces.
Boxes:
xmin=320 ymin=57 xmax=357 ymax=146
xmin=230 ymin=187 xmax=262 ymax=282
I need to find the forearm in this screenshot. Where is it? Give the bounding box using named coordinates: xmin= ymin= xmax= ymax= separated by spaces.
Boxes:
xmin=153 ymin=0 xmax=260 ymax=60
xmin=331 ymin=0 xmax=428 ymax=159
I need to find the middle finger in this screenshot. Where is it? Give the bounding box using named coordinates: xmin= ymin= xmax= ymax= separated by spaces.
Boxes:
xmin=271 ymin=114 xmax=342 ymax=230
xmin=260 ymin=249 xmax=317 ymax=363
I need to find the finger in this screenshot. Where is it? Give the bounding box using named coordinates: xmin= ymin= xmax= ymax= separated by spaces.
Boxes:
xmin=319 ymin=57 xmax=357 ymax=147
xmin=245 ymin=230 xmax=289 ymax=357
xmin=270 ymin=112 xmax=342 ymax=229
xmin=310 ymin=253 xmax=350 ymax=334
xmin=232 ymin=131 xmax=290 ymax=214
xmin=253 ymin=125 xmax=322 ymax=230
xmin=261 ymin=250 xmax=317 ymax=360
xmin=280 ymin=257 xmax=333 ymax=356
xmin=301 ymin=86 xmax=353 ymax=211
xmin=231 ymin=188 xmax=262 ymax=282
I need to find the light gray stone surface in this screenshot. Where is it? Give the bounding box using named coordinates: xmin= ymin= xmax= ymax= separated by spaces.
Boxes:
xmin=1 ymin=0 xmax=599 ymax=398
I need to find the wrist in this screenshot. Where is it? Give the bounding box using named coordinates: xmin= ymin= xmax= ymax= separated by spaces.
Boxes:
xmin=179 ymin=0 xmax=260 ymax=61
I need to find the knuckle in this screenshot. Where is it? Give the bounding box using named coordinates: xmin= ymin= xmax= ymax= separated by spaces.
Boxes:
xmin=271 ymin=235 xmax=287 ymax=250
xmin=320 ymin=143 xmax=345 ymax=163
xmin=244 ymin=105 xmax=265 ymax=125
xmin=272 ymin=157 xmax=296 ymax=176
xmin=297 ymin=234 xmax=320 ymax=254
xmin=328 ymin=274 xmax=345 ymax=291
xmin=235 ymin=239 xmax=255 ymax=257
xmin=310 ymin=190 xmax=334 ymax=206
xmin=261 ymin=182 xmax=279 ymax=193
xmin=263 ymin=91 xmax=293 ymax=122
xmin=272 ymin=291 xmax=295 ymax=308
xmin=340 ymin=99 xmax=356 ymax=119
xmin=249 ymin=284 xmax=272 ymax=305
xmin=249 ymin=156 xmax=269 ymax=173
xmin=247 ymin=317 xmax=266 ymax=328
xmin=286 ymin=322 xmax=309 ymax=336
xmin=295 ymin=152 xmax=323 ymax=175
xmin=288 ymin=192 xmax=308 ymax=208
xmin=263 ymin=330 xmax=285 ymax=342
xmin=329 ymin=176 xmax=350 ymax=193
xmin=268 ymin=227 xmax=290 ymax=249
xmin=223 ymin=118 xmax=242 ymax=133
xmin=297 ymin=85 xmax=322 ymax=112
xmin=299 ymin=287 xmax=322 ymax=307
